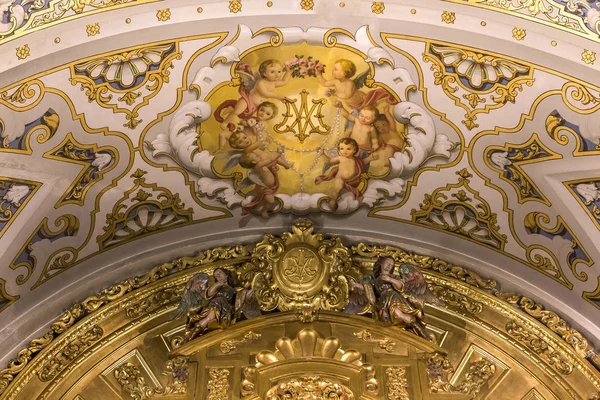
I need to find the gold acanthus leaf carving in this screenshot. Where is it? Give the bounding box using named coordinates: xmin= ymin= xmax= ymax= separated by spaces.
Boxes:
xmin=219 ymin=331 xmax=261 ymax=354
xmin=427 ymin=353 xmax=496 ymax=399
xmin=353 ymin=330 xmax=396 ymax=352
xmin=506 ymin=320 xmax=573 ymax=375
xmin=266 ymin=375 xmax=354 ymax=399
xmin=386 ymin=366 xmax=410 ymax=400
xmin=207 ymin=368 xmax=230 ymax=400
xmin=114 ymin=357 xmax=190 ymax=399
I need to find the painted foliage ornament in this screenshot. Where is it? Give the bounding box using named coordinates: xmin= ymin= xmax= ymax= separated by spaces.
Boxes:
xmin=151 ymin=25 xmax=456 ymax=217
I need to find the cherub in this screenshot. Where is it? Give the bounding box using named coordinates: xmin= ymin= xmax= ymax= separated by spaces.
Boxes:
xmin=369 ymin=104 xmax=406 ymax=172
xmin=224 ymin=131 xmax=292 ymax=217
xmin=337 ymin=101 xmax=379 ymax=156
xmin=315 ymin=138 xmax=378 ymax=211
xmin=316 ymin=58 xmax=395 ymax=110
xmin=216 ymin=60 xmax=290 ymax=130
xmin=217 ymin=102 xmax=278 ymax=151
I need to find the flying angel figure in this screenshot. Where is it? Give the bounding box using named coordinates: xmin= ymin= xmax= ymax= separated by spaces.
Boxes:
xmin=171 ymin=272 xmax=210 ymax=321
xmin=344 ymin=256 xmax=444 ymax=340
xmin=214 ymin=60 xmax=291 ymax=130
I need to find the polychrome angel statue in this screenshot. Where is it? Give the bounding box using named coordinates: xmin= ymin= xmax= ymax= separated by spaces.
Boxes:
xmin=345 ymin=256 xmax=443 ymax=340
xmin=171 ymin=268 xmax=261 ymax=343
xmin=214 ymin=60 xmax=291 ymax=130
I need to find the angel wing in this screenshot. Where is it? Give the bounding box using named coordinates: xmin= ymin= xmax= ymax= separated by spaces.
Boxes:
xmin=399 ymin=263 xmax=445 ymax=310
xmin=234 ymin=288 xmax=262 ymax=320
xmin=236 ymin=64 xmax=258 ymax=92
xmin=322 ymin=148 xmax=339 ymax=174
xmin=353 ymin=70 xmax=370 ymax=90
xmin=170 ymin=272 xmax=210 ymax=320
xmin=222 ymin=152 xmax=244 ymax=171
xmin=344 ymin=275 xmax=376 ymax=315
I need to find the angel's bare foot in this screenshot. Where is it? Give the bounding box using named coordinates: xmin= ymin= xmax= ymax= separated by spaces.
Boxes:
xmin=327 ymin=197 xmax=338 ymax=211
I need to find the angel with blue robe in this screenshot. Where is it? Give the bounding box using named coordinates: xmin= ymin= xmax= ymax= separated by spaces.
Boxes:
xmin=345 ymin=256 xmax=444 ymax=340
xmin=172 ymin=268 xmax=261 ymax=343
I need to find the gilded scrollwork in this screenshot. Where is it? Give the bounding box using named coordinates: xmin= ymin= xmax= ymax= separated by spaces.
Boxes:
xmin=386 ymin=366 xmax=409 ymax=400
xmin=427 ymin=353 xmax=496 ymax=399
xmin=114 ymin=359 xmax=188 ymax=399
xmin=1 ymin=108 xmax=58 ymax=153
xmin=0 ymin=178 xmax=42 ymax=237
xmin=485 ymin=135 xmax=558 ymax=205
xmin=219 ymin=331 xmax=261 ymax=354
xmin=207 ymin=368 xmax=230 ymax=400
xmin=266 ymin=375 xmax=354 ymax=399
xmin=353 ymin=330 xmax=396 ymax=352
xmin=0 ymin=279 xmax=19 ymax=314
xmin=411 ymin=169 xmax=507 ymax=250
xmin=9 ymin=214 xmax=80 ymax=286
xmin=505 ymin=320 xmax=573 ymax=375
xmin=237 ymin=219 xmax=352 ymax=315
xmin=98 ymin=169 xmax=194 ymax=250
xmin=38 ymin=325 xmax=103 ymax=382
xmin=450 ymin=0 xmax=600 ymax=42
xmin=422 ymin=43 xmax=534 ymax=130
xmin=70 ymin=42 xmax=182 ymax=129
xmin=44 ymin=133 xmax=116 ymax=206
xmin=524 ymin=211 xmax=592 ymax=282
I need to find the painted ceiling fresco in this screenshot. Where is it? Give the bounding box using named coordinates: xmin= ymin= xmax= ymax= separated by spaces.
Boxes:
xmin=1 ymin=0 xmax=600 ymax=374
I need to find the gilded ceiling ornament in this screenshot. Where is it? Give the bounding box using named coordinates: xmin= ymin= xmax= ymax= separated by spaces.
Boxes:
xmin=449 ymin=0 xmax=600 ymax=41
xmin=485 ymin=134 xmax=558 ymax=204
xmin=1 ymin=108 xmax=58 ymax=153
xmin=156 ymin=8 xmax=171 ymax=21
xmin=69 ymin=42 xmax=181 ymax=129
xmin=9 ymin=214 xmax=80 ymax=287
xmin=441 ymin=11 xmax=456 ymax=24
xmin=524 ymin=211 xmax=592 ymax=282
xmin=0 ymin=0 xmax=153 ymax=46
xmin=372 ymin=1 xmax=385 ymax=14
xmin=44 ymin=133 xmax=116 ymax=206
xmin=97 ymin=169 xmax=194 ymax=251
xmin=385 ymin=367 xmax=409 ymax=400
xmin=512 ymin=27 xmax=526 ymax=40
xmin=229 ymin=0 xmax=242 ymax=13
xmin=423 ymin=43 xmax=534 ymax=130
xmin=85 ymin=23 xmax=100 ymax=36
xmin=582 ymin=49 xmax=596 ymax=64
xmin=565 ymin=180 xmax=600 ymax=234
xmin=0 ymin=179 xmax=42 ymax=237
xmin=429 ymin=284 xmax=483 ymax=314
xmin=0 ymin=279 xmax=19 ymax=314
xmin=15 ymin=44 xmax=29 ymax=60
xmin=505 ymin=320 xmax=573 ymax=375
xmin=300 ymin=0 xmax=314 ymax=10
xmin=546 ymin=110 xmax=600 ymax=152
xmin=411 ymin=168 xmax=508 ymax=250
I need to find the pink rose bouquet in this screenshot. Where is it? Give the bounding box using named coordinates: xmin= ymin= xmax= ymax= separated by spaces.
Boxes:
xmin=286 ymin=55 xmax=325 ymax=78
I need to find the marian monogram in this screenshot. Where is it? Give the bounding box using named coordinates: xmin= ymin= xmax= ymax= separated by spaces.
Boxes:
xmin=282 ymin=247 xmax=318 ymax=284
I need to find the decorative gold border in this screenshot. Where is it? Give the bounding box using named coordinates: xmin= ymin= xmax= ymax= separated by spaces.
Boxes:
xmin=2 ymin=234 xmax=600 ymax=399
